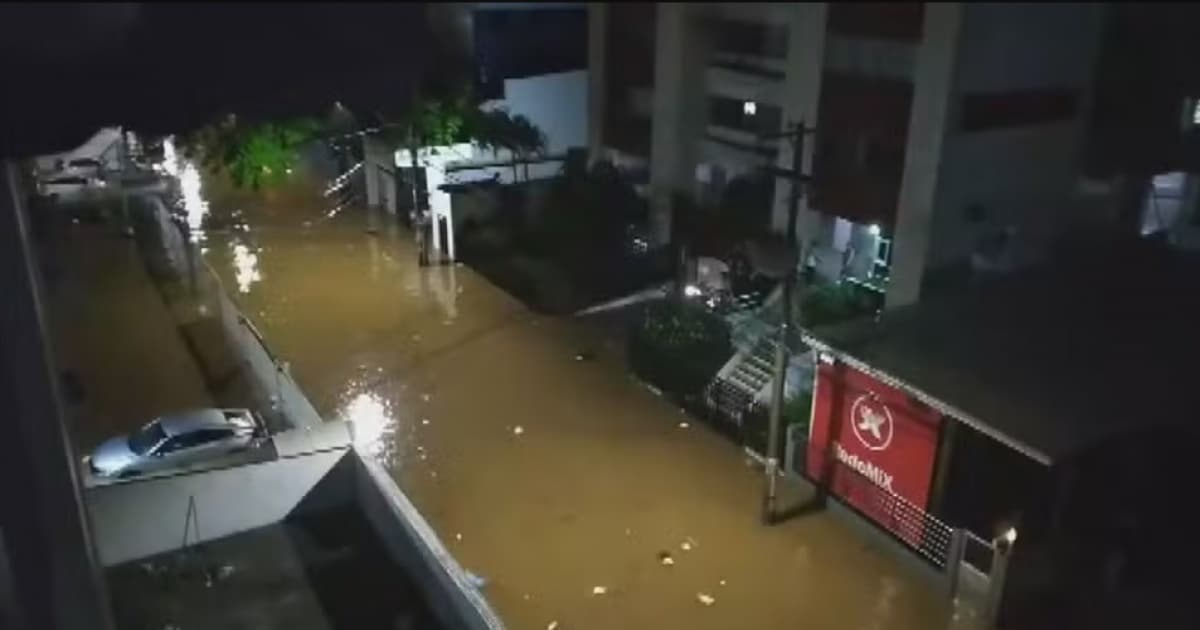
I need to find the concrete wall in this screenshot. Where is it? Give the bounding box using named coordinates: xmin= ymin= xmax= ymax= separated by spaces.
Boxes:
xmin=86 ymin=443 xmax=351 ymax=567
xmin=353 ymin=454 xmax=505 ymax=630
xmin=924 ymin=3 xmax=1105 ymax=272
xmin=488 ymin=70 xmax=589 ymax=155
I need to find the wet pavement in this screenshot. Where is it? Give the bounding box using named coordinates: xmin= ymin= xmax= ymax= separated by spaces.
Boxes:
xmin=45 ymin=221 xmax=214 ymax=454
xmin=185 ymin=164 xmax=952 ymax=630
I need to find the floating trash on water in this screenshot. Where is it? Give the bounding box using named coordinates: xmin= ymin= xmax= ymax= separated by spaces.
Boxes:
xmin=719 ymin=579 xmax=727 ymax=586
xmin=657 ymin=551 xmax=674 ymax=566
xmin=696 ymin=593 xmax=715 ymax=606
xmin=678 ymin=421 xmax=689 ymax=429
xmin=421 ymin=393 xmax=431 ymax=402
xmin=522 ymin=594 xmax=530 ymax=601
xmin=513 ymin=425 xmax=524 ymax=436
xmin=430 ymin=471 xmax=438 ymax=478
xmin=421 ymin=418 xmax=431 ymax=425
xmin=455 ymin=533 xmax=462 ymax=541
xmin=624 ymin=528 xmax=632 ymax=536
xmin=591 ymin=586 xmax=607 ymax=596
xmin=443 ymin=320 xmax=453 ymax=326
xmin=680 ymin=537 xmax=697 ymax=551
xmin=547 ymin=621 xmax=558 ymax=630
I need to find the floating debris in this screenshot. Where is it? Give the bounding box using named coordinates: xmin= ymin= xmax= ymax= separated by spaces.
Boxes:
xmin=513 ymin=425 xmax=524 ymax=436
xmin=719 ymin=579 xmax=727 ymax=586
xmin=591 ymin=586 xmax=607 ymax=596
xmin=421 ymin=393 xmax=431 ymax=402
xmin=421 ymin=418 xmax=431 ymax=425
xmin=657 ymin=551 xmax=674 ymax=566
xmin=697 ymin=592 xmax=715 ymax=606
xmin=547 ymin=621 xmax=558 ymax=630
xmin=680 ymin=537 xmax=697 ymax=552
xmin=678 ymin=421 xmax=690 ymax=429
xmin=455 ymin=533 xmax=463 ymax=541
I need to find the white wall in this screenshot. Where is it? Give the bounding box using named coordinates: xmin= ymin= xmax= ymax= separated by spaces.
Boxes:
xmin=86 ymin=445 xmax=351 ymax=566
xmin=486 ymin=69 xmax=589 ymax=155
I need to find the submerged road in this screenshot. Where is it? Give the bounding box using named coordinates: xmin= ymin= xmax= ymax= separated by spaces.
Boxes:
xmin=182 ymin=166 xmax=949 ymax=630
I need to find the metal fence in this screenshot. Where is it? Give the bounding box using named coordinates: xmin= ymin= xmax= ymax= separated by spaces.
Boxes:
xmin=796 ymin=442 xmax=956 ymax=570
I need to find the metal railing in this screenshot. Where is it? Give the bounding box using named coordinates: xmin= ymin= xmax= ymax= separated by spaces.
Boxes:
xmin=798 ymin=443 xmax=955 ymax=569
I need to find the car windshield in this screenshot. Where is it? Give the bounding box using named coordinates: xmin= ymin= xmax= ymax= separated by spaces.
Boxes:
xmin=128 ymin=421 xmax=167 ymax=455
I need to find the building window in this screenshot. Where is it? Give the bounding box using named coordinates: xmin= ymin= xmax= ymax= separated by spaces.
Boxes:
xmin=960 ymin=89 xmax=1079 ymax=132
xmin=707 ymin=18 xmax=788 ymax=60
xmin=1182 ymin=97 xmax=1200 ymax=131
xmin=709 ymin=96 xmax=782 ymax=135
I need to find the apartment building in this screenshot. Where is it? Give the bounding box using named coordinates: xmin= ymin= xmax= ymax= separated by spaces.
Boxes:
xmin=589 ymin=3 xmax=1108 ymax=307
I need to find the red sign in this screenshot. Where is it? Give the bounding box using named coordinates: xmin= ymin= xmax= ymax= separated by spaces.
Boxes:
xmin=807 ymin=360 xmax=943 ymax=543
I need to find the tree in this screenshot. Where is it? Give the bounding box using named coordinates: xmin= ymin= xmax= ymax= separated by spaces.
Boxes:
xmin=182 ymin=115 xmax=322 ymax=190
xmin=374 ymin=93 xmax=472 ymax=214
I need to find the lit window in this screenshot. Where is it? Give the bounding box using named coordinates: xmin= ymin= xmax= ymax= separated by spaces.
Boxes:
xmin=743 ymin=100 xmax=757 ymax=116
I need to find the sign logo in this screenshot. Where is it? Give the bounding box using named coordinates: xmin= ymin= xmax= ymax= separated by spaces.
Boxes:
xmin=850 ymin=394 xmax=893 ymax=451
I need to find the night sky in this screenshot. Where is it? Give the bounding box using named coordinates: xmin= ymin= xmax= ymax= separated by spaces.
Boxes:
xmin=0 ymin=3 xmax=443 ymax=157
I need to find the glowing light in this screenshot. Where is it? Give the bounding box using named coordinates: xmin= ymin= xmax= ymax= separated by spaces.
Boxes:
xmin=231 ymin=241 xmax=262 ymax=294
xmin=743 ymin=101 xmax=757 ymax=116
xmin=1001 ymin=527 xmax=1018 ymax=545
xmin=343 ymin=391 xmax=396 ymax=459
xmin=684 ymin=284 xmax=703 ymax=298
xmin=868 ymin=224 xmax=882 ymax=237
xmin=179 ymin=162 xmax=209 ymax=237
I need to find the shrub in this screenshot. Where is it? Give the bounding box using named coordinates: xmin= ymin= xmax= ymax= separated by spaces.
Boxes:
xmin=628 ymin=299 xmax=732 ymax=397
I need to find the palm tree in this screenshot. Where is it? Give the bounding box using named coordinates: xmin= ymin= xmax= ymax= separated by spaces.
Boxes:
xmin=509 ymin=114 xmax=547 ymax=182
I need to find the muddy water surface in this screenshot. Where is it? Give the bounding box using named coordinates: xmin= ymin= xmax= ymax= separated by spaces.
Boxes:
xmin=193 ymin=170 xmax=951 ymax=630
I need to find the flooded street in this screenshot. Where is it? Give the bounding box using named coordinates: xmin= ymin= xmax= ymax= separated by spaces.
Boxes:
xmin=34 ymin=146 xmax=952 ymax=628
xmin=184 ymin=165 xmax=952 ymax=630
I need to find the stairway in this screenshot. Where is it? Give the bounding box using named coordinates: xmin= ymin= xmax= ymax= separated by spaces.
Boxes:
xmin=704 ymin=336 xmax=777 ymax=424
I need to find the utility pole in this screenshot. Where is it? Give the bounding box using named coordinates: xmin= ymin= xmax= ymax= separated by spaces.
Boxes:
xmin=759 ymin=120 xmax=815 ymax=524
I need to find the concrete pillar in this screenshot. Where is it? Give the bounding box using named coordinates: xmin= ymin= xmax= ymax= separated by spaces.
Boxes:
xmin=648 ymin=3 xmax=704 ymax=245
xmin=885 ymin=3 xmax=964 ymax=309
xmin=0 ymin=161 xmax=114 ymax=630
xmin=363 ymin=138 xmax=381 ymax=209
xmin=587 ymin=2 xmax=607 ymax=166
xmin=772 ymin=3 xmax=828 ymax=246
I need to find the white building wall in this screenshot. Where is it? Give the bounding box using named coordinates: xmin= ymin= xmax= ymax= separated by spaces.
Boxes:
xmin=484 ymin=69 xmax=589 ymax=155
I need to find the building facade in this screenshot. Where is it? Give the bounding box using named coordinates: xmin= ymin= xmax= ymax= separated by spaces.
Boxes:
xmin=588 ymin=2 xmax=1108 ymax=307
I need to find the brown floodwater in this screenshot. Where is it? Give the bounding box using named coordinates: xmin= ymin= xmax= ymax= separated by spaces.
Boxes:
xmin=83 ymin=158 xmax=958 ymax=629
xmin=45 ymin=220 xmax=215 ymax=454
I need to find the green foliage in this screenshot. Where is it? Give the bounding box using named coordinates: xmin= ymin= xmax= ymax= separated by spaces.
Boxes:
xmin=628 ymin=299 xmax=733 ymax=397
xmin=184 ymin=116 xmax=322 ymax=189
xmin=799 ymin=282 xmax=879 ymax=327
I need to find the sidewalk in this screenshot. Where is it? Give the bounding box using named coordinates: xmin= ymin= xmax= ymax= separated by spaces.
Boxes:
xmin=44 ymin=222 xmax=214 ymax=453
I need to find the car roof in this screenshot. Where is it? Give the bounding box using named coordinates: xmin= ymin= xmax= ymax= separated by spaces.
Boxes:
xmin=158 ymin=409 xmax=244 ymax=436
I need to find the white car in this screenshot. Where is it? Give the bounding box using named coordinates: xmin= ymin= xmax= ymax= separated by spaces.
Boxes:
xmin=86 ymin=409 xmax=263 ymax=478
xmin=37 ymin=171 xmax=107 ymax=204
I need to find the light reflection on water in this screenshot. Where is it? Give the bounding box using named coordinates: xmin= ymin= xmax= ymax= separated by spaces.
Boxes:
xmin=230 ymin=240 xmax=262 ymax=294
xmin=159 ymin=136 xmax=209 ymax=241
xmin=341 ymin=388 xmax=401 ymax=465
